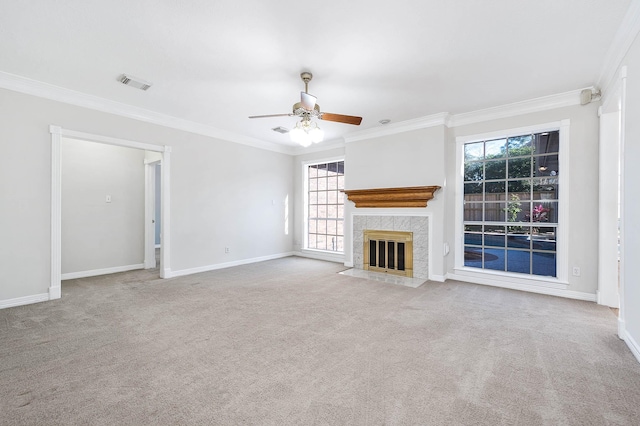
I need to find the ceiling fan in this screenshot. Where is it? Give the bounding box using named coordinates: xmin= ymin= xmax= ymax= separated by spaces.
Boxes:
xmin=249 ymin=72 xmax=363 ymax=145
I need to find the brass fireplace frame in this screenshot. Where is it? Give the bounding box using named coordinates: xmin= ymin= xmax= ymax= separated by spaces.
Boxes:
xmin=363 ymin=230 xmax=413 ymax=277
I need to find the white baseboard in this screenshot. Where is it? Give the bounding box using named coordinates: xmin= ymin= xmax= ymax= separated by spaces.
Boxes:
xmin=622 ymin=327 xmax=640 ymax=364
xmin=294 ymin=250 xmax=345 ymax=264
xmin=596 ymin=289 xmax=620 ymax=308
xmin=49 ymin=286 xmax=61 ymax=300
xmin=446 ymin=272 xmax=597 ymax=302
xmin=619 ymin=318 xmax=626 ymax=340
xmin=344 ymin=261 xmax=354 ymax=267
xmin=430 ymin=274 xmax=446 ymax=282
xmin=0 ymin=292 xmax=50 ymax=309
xmin=166 ymin=252 xmax=296 ymax=278
xmin=61 ymin=263 xmax=145 ymax=280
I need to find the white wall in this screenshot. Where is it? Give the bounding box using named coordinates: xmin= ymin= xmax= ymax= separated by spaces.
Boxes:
xmin=620 ymin=31 xmax=640 ymax=361
xmin=62 ymin=138 xmax=145 ymax=275
xmin=0 ymin=88 xmax=294 ymax=305
xmin=447 ymin=104 xmax=600 ymax=296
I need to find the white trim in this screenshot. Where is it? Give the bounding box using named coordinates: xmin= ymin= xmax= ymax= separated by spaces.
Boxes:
xmin=344 ymin=113 xmax=450 ymax=143
xmin=155 ymin=244 xmax=161 ymax=249
xmin=557 ymin=120 xmax=570 ymax=283
xmin=622 ymin=327 xmax=640 ymax=364
xmin=446 ymin=272 xmax=594 ymax=301
xmin=0 ymin=71 xmax=291 ymax=155
xmin=430 ymin=274 xmax=446 ymax=282
xmin=451 ymin=267 xmax=568 ymax=288
xmin=160 ymin=146 xmax=172 ymax=279
xmin=2 ymin=71 xmax=591 ymax=155
xmin=49 ymin=286 xmax=61 ymax=300
xmin=144 ymin=161 xmax=160 ymax=269
xmin=62 ymin=128 xmax=164 ymax=152
xmin=618 ymin=66 xmax=628 ymax=340
xmin=0 ymin=293 xmax=50 ymax=310
xmin=344 ymin=261 xmax=354 ymax=268
xmin=597 ymin=0 xmax=640 ymax=97
xmin=297 ymin=249 xmax=345 ymax=264
xmin=342 ymin=97 xmax=582 ymax=143
xmin=51 ymin=127 xmax=172 ymax=305
xmin=301 ymin=156 xmax=346 ymax=252
xmin=597 ymin=109 xmax=621 ymax=308
xmin=166 ymin=252 xmax=296 ymax=278
xmin=449 ymin=90 xmax=583 ymax=128
xmin=454 ymin=120 xmax=569 ymax=285
xmin=61 ymin=264 xmax=145 ymax=280
xmin=50 ymin=126 xmax=62 ymax=300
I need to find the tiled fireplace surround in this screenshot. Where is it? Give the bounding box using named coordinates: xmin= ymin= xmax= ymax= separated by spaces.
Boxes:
xmin=352 ymin=215 xmax=429 ymax=279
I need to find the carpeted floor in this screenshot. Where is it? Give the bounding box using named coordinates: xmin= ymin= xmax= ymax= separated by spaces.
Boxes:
xmin=1 ymin=257 xmax=639 ymax=425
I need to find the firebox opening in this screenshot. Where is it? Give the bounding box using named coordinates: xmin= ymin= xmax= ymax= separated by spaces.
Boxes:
xmin=364 ymin=230 xmax=413 ymax=277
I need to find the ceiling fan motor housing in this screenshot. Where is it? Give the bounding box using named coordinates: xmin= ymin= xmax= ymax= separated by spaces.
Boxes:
xmin=293 ymin=102 xmax=320 ymax=116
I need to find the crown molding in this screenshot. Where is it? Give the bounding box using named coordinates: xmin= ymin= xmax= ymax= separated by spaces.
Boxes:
xmin=448 ymin=89 xmax=584 ymax=128
xmin=342 ymin=89 xmax=584 ymax=144
xmin=0 ymin=71 xmax=293 ymax=155
xmin=598 ymin=0 xmax=640 ymax=96
xmin=343 ymin=113 xmax=450 ymax=143
xmin=0 ymin=70 xmax=593 ymax=152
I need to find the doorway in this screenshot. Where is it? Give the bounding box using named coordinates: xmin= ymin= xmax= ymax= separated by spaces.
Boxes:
xmin=49 ymin=126 xmax=171 ymax=301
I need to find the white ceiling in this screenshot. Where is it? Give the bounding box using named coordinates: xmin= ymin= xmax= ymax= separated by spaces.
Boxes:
xmin=0 ymin=1 xmax=632 ymax=148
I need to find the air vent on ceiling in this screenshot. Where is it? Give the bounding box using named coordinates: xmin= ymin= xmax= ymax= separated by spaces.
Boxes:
xmin=118 ymin=74 xmax=152 ymax=91
xmin=272 ymin=126 xmax=289 ymax=134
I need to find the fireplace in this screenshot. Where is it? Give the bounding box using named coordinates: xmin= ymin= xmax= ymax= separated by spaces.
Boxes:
xmin=364 ymin=230 xmax=413 ymax=277
xmin=353 ymin=215 xmax=429 ymax=279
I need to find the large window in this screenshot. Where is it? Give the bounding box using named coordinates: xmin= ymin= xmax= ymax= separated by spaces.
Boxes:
xmin=306 ymin=160 xmax=345 ymax=252
xmin=463 ymin=130 xmax=559 ymax=277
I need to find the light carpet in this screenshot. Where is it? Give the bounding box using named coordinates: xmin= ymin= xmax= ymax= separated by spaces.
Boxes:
xmin=1 ymin=257 xmax=639 ymax=425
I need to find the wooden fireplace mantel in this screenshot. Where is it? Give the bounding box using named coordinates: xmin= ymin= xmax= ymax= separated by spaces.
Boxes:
xmin=342 ymin=185 xmax=441 ymax=208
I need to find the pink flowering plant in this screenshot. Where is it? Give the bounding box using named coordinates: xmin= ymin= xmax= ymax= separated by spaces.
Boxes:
xmin=525 ymin=203 xmax=550 ymax=235
xmin=528 ymin=204 xmax=550 ymax=222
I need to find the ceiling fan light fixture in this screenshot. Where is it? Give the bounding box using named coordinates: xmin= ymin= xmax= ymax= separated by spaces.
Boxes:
xmin=289 ymin=124 xmax=311 ymax=146
xmin=309 ymin=127 xmax=324 ymax=143
xmin=290 ymin=119 xmax=323 ymax=147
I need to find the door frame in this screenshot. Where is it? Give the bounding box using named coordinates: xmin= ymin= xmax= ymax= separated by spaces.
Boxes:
xmin=144 ymin=159 xmax=161 ymax=269
xmin=49 ymin=125 xmax=172 ymax=300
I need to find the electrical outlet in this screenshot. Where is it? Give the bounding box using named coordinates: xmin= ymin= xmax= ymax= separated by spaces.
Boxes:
xmin=572 ymin=266 xmax=581 ymax=277
xmin=224 ymin=247 xmax=230 ymax=254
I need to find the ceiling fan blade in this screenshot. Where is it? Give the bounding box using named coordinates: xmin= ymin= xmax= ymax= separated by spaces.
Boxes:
xmin=300 ymin=92 xmax=317 ymax=110
xmin=320 ymin=113 xmax=363 ymax=125
xmin=248 ymin=113 xmax=293 ymax=119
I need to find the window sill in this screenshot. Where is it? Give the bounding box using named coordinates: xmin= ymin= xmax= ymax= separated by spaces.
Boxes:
xmin=451 ymin=267 xmax=569 ymax=289
xmin=298 ymin=249 xmax=345 ymax=264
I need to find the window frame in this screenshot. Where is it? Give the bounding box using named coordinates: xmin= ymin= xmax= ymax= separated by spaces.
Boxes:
xmin=302 ymin=156 xmax=346 ymax=254
xmin=454 ymin=120 xmax=570 ymax=285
